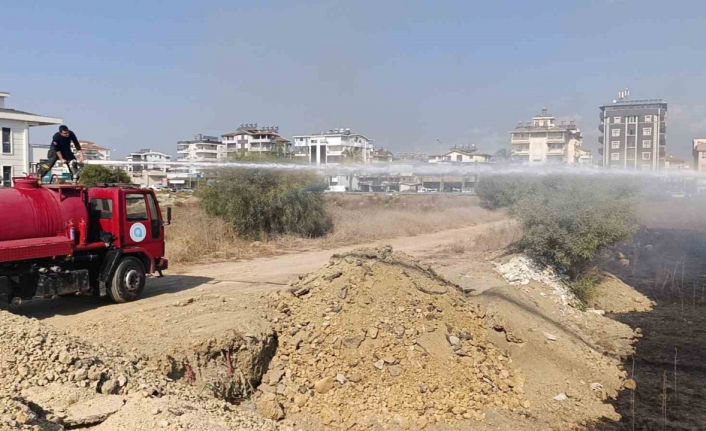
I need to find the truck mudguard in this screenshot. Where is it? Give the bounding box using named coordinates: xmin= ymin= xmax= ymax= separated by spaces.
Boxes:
xmin=98 ymin=249 xmax=123 ymax=297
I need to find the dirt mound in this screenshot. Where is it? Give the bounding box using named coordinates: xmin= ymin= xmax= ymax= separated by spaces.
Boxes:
xmin=586 ymin=271 xmax=654 ymax=313
xmin=258 ymin=246 xmax=527 ymax=429
xmin=0 ymin=311 xmax=282 ymax=431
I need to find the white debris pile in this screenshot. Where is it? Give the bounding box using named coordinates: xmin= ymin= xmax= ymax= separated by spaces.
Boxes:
xmin=495 ymin=255 xmax=578 ymax=307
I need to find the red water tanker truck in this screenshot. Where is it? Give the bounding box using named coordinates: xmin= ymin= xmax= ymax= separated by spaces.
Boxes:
xmin=0 ymin=177 xmax=170 ymax=308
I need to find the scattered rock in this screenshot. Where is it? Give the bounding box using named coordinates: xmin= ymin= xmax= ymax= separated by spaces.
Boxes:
xmin=553 ymin=392 xmax=568 ymax=401
xmin=624 ymin=379 xmax=637 ymax=390
xmin=447 ymin=335 xmax=461 ymax=346
xmin=543 ymin=332 xmax=558 ymax=341
xmin=314 ymin=376 xmax=335 ymax=394
xmin=256 ymin=393 xmax=285 ymax=421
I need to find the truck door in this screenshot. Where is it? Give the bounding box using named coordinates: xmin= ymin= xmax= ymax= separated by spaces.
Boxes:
xmin=123 ymin=192 xmax=164 ymax=260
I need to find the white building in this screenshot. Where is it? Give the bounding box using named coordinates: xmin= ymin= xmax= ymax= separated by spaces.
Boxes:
xmin=222 ymin=124 xmax=291 ymax=158
xmin=0 ymin=92 xmax=62 ymax=187
xmin=80 ymin=141 xmax=112 ymax=161
xmin=293 ymin=129 xmax=372 ymax=165
xmin=126 ymin=149 xmax=171 ymax=187
xmin=428 ymin=146 xmax=491 ymax=164
xmin=510 ymin=109 xmax=584 ymax=165
xmin=177 ymin=134 xmax=225 ymax=163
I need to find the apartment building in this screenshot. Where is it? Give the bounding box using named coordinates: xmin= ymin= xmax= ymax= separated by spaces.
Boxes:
xmin=0 ymin=92 xmax=62 ymax=186
xmin=126 ymin=149 xmax=171 ymax=187
xmin=293 ymin=128 xmax=372 ymax=165
xmin=177 ymin=134 xmax=225 ymax=163
xmin=510 ymin=109 xmax=583 ymax=165
xmin=80 ymin=141 xmax=112 ymax=161
xmin=693 ymin=139 xmax=706 ymax=172
xmin=599 ymin=97 xmax=667 ymax=170
xmin=222 ymin=124 xmax=291 ymax=158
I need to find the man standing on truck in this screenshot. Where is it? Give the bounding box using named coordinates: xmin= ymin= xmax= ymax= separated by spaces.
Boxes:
xmin=37 ymin=125 xmax=83 ymax=182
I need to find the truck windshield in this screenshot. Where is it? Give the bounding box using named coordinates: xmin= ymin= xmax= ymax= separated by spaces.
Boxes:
xmin=126 ymin=195 xmax=148 ymax=221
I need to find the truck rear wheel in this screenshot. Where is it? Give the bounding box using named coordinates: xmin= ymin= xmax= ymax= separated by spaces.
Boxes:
xmin=110 ymin=257 xmax=145 ymax=303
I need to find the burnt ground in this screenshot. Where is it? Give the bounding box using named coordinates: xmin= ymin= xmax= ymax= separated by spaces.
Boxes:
xmin=595 ymin=228 xmax=706 ymax=430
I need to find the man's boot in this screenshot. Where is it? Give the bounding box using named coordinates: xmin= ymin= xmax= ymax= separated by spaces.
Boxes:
xmin=68 ymin=160 xmax=81 ymax=183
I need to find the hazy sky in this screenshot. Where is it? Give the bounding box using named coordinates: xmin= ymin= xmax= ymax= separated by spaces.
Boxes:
xmin=2 ymin=0 xmax=705 ymax=159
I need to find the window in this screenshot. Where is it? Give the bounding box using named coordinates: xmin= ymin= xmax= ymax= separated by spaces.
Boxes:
xmin=90 ymin=199 xmax=114 ymax=219
xmin=1 ymin=166 xmax=11 ymax=187
xmin=311 ymin=139 xmax=317 ymax=143
xmin=627 ymin=127 xmax=635 ymax=136
xmin=642 ymin=152 xmax=651 ymax=160
xmin=611 ymin=153 xmax=620 ymax=161
xmin=643 ymin=128 xmax=652 ymax=136
xmin=613 ymin=117 xmax=622 ymax=124
xmin=626 ymin=116 xmax=638 ymax=123
xmin=146 ymin=194 xmax=161 ymax=240
xmin=611 ymin=141 xmax=620 ymax=149
xmin=644 ymin=115 xmax=652 ymax=122
xmin=456 ymin=155 xmax=462 ymax=162
xmin=701 ymin=152 xmax=706 ymax=159
xmin=126 ymin=195 xmax=148 ymax=221
xmin=611 ymin=128 xmax=620 ymax=137
xmin=1 ymin=128 xmax=10 ymax=154
xmin=642 ymin=140 xmax=652 ymax=148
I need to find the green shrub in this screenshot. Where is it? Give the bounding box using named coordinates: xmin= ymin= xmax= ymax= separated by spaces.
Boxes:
xmin=79 ymin=165 xmax=131 ymax=187
xmin=475 ymin=174 xmax=540 ymax=209
xmin=478 ymin=174 xmax=639 ymax=279
xmin=512 ymin=176 xmax=639 ymax=279
xmin=198 ymin=169 xmax=332 ymax=240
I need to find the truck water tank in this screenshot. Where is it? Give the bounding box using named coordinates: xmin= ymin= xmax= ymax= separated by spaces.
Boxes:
xmin=0 ymin=178 xmax=89 ymax=242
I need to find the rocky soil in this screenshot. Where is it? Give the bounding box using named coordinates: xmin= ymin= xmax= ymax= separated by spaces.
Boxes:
xmin=0 ymin=311 xmax=282 ymax=431
xmin=257 ymin=246 xmax=527 ymax=429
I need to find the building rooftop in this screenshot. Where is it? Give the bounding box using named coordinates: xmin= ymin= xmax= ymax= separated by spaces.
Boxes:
xmin=222 ymin=124 xmax=281 ymax=137
xmin=512 ymin=121 xmax=578 ymax=131
xmin=600 ymin=99 xmax=667 ymax=109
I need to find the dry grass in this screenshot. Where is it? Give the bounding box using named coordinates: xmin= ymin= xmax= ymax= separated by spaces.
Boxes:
xmin=165 ymin=201 xmax=275 ymax=265
xmin=165 ymin=194 xmax=508 ymax=266
xmin=438 ymin=222 xmax=522 ymax=255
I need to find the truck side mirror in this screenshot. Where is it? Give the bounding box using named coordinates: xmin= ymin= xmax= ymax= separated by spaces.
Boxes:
xmin=166 ymin=207 xmax=172 ymax=226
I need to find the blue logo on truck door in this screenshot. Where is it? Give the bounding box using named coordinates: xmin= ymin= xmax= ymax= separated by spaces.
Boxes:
xmin=130 ymin=223 xmax=147 ymax=243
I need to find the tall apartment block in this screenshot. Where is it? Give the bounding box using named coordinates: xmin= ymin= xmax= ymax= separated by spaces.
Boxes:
xmin=599 ymin=98 xmax=667 ymax=170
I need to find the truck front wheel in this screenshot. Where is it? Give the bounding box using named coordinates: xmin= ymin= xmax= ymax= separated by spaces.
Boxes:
xmin=110 ymin=257 xmax=145 ymax=303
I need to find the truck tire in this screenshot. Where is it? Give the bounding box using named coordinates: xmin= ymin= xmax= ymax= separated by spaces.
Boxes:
xmin=109 ymin=256 xmax=145 ymax=303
